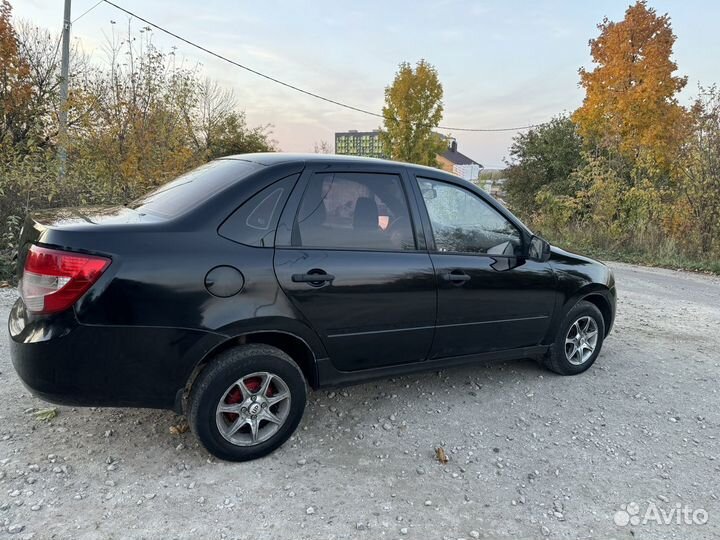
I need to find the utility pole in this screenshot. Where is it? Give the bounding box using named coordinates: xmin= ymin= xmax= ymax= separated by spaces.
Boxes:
xmin=58 ymin=0 xmax=71 ymax=180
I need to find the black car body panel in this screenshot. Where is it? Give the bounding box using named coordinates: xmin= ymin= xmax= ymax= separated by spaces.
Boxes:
xmin=9 ymin=154 xmax=616 ymax=412
xmin=547 ymin=245 xmax=617 ymax=335
xmin=275 ymin=248 xmax=437 ymax=371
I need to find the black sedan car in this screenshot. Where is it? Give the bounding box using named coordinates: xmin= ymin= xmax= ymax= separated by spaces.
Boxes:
xmin=9 ymin=154 xmax=615 ymax=461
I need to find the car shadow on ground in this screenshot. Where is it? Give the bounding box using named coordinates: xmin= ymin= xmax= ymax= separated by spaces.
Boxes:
xmin=38 ymin=355 xmax=551 ymax=466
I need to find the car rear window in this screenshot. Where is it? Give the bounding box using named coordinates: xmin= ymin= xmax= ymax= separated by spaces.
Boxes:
xmin=130 ymin=160 xmax=261 ymax=218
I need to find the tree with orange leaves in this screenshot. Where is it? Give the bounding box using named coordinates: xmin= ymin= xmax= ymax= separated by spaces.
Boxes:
xmin=573 ymin=1 xmax=688 ymax=175
xmin=0 ymin=0 xmax=33 ymax=149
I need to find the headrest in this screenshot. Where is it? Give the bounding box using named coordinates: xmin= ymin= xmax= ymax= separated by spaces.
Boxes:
xmin=353 ymin=197 xmax=379 ymax=231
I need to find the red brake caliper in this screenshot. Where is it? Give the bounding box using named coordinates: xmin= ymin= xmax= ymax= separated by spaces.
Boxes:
xmin=223 ymin=377 xmax=273 ymax=422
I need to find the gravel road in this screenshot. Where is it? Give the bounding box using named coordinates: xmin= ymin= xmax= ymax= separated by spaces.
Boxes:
xmin=1 ymin=262 xmax=719 ymax=539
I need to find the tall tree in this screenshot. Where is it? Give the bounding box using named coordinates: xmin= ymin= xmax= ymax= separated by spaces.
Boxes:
xmin=573 ymin=1 xmax=688 ymax=173
xmin=675 ymin=86 xmax=720 ymax=254
xmin=65 ymin=25 xmax=276 ymax=199
xmin=0 ymin=0 xmax=33 ymax=149
xmin=192 ymin=79 xmax=275 ymax=160
xmin=380 ymin=60 xmax=445 ymax=167
xmin=15 ymin=22 xmax=62 ymax=144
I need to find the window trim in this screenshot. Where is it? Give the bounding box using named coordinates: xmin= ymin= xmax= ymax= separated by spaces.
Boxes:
xmin=413 ymin=176 xmax=525 ymax=259
xmin=244 ymin=187 xmax=285 ymax=231
xmin=217 ymin=173 xmax=299 ymax=248
xmin=288 ymin=170 xmax=421 ymax=253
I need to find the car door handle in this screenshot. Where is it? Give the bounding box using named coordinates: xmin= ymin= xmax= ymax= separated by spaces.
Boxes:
xmin=440 ymin=271 xmax=471 ymax=283
xmin=291 ymin=273 xmax=335 ymax=284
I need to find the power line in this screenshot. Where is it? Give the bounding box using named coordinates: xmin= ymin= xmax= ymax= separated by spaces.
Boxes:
xmin=73 ymin=0 xmax=103 ymax=23
xmin=100 ymin=0 xmax=539 ymax=133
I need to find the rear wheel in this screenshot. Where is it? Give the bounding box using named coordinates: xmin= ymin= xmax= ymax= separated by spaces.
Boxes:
xmin=188 ymin=344 xmax=307 ymax=461
xmin=543 ymin=300 xmax=605 ymax=375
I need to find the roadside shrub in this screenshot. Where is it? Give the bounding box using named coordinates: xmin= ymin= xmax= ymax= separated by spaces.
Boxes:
xmin=0 ymin=13 xmax=277 ymax=284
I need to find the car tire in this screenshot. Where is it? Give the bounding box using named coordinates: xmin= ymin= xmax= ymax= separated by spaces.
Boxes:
xmin=188 ymin=344 xmax=307 ymax=461
xmin=543 ymin=300 xmax=605 ymax=375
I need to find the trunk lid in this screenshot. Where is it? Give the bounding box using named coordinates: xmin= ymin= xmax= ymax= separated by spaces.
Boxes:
xmin=16 ymin=206 xmax=162 ymax=280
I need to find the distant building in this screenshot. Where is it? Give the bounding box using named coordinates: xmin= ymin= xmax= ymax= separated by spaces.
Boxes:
xmin=477 ymin=172 xmax=508 ymax=200
xmin=335 ymin=131 xmax=483 ymax=181
xmin=335 ymin=130 xmax=386 ymax=158
xmin=437 ymin=140 xmax=483 ymax=181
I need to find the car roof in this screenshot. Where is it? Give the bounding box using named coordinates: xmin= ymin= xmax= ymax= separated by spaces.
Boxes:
xmin=220 ymin=152 xmax=391 ymax=166
xmin=218 ymin=152 xmax=466 ymax=184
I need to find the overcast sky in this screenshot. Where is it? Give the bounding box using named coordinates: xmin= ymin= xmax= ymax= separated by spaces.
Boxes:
xmin=13 ymin=0 xmax=720 ymax=168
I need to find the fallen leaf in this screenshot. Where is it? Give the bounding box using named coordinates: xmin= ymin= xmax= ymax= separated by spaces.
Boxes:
xmin=435 ymin=446 xmax=449 ymax=464
xmin=169 ymin=423 xmax=189 ymax=435
xmin=33 ymin=407 xmax=58 ymax=422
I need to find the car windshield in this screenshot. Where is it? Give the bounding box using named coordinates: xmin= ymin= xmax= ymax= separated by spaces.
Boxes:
xmin=129 ymin=159 xmax=260 ymax=218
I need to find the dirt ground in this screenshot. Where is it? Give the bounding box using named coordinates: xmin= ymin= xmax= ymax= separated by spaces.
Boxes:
xmin=1 ymin=262 xmax=719 ymax=539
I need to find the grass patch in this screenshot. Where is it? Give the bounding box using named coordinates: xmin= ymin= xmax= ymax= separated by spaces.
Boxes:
xmin=540 ymin=225 xmax=720 ymax=276
xmin=571 ymin=246 xmax=720 ymax=275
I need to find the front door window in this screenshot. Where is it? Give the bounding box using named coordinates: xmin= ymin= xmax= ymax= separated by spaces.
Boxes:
xmin=417 ymin=178 xmax=521 ymax=256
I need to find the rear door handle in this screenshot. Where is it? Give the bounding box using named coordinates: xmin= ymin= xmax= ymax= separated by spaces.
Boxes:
xmin=291 ymin=272 xmax=335 ymax=284
xmin=440 ymin=271 xmax=471 ymax=283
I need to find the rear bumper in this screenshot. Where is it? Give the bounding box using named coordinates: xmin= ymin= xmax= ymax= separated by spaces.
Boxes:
xmin=9 ymin=299 xmax=225 ymax=410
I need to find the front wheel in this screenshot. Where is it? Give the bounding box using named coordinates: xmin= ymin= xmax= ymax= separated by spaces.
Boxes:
xmin=543 ymin=300 xmax=605 ymax=375
xmin=188 ymin=344 xmax=307 ymax=461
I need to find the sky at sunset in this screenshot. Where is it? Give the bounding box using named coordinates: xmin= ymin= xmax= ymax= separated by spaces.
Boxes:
xmin=13 ymin=0 xmax=720 ymax=168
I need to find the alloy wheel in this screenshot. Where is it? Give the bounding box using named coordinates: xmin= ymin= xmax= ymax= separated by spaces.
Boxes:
xmin=565 ymin=316 xmax=599 ymax=366
xmin=215 ymin=372 xmax=292 ymax=446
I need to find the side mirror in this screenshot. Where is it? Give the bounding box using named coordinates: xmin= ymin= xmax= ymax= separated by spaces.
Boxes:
xmin=527 ymin=235 xmax=551 ymax=262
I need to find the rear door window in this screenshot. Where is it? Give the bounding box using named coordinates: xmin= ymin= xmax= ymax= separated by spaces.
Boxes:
xmin=219 ymin=174 xmax=300 ymax=247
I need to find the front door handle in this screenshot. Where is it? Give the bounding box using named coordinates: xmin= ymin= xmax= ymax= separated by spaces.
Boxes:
xmin=440 ymin=271 xmax=471 ymax=284
xmin=291 ymin=270 xmax=335 ymax=286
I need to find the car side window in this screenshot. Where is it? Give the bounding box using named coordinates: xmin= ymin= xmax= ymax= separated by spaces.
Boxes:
xmin=219 ymin=174 xmax=300 ymax=247
xmin=294 ymin=172 xmax=415 ymax=251
xmin=417 ymin=177 xmax=522 ymax=255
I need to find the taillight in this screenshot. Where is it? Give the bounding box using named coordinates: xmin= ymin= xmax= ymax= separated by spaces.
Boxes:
xmin=20 ymin=245 xmax=110 ymax=314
